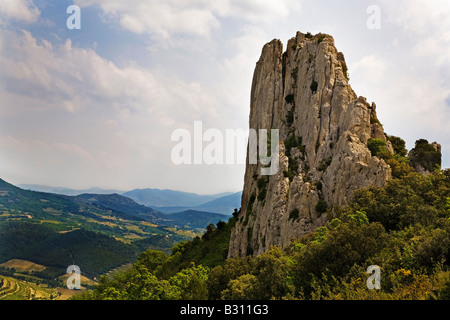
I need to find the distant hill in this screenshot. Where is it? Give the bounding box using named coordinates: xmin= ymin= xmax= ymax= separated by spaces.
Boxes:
xmin=189 ymin=191 xmax=242 ymax=215
xmin=18 ymin=184 xmax=124 ymax=196
xmin=156 ymin=191 xmax=242 ymax=215
xmin=0 ymin=179 xmax=185 ymax=275
xmin=17 ymin=183 xmax=242 ymax=215
xmin=122 ymin=188 xmax=232 ymax=208
xmin=74 ymin=193 xmax=229 ymax=229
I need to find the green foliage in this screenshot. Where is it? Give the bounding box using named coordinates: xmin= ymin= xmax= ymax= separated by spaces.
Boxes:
xmin=168 ymin=264 xmax=210 ymax=300
xmin=409 ymin=139 xmax=442 ymax=172
xmin=305 ymin=32 xmax=313 ymax=39
xmin=79 ymin=167 xmax=450 ymax=301
xmin=367 ymin=138 xmax=387 ymax=157
xmin=313 ymin=227 xmax=328 ymax=244
xmin=347 ymin=210 xmax=369 ymax=227
xmin=350 ymin=171 xmax=450 ymax=231
xmin=220 ymin=274 xmax=258 ymax=300
xmin=388 ymin=135 xmax=408 ymax=157
xmin=284 ymin=135 xmax=304 ymax=157
xmin=157 ymin=217 xmax=237 ymax=278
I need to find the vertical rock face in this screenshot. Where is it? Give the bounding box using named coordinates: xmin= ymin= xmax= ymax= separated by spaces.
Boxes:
xmin=228 ymin=32 xmax=392 ymax=258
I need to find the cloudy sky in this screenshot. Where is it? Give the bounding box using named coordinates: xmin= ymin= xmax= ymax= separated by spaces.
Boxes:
xmin=1 ymin=0 xmax=449 ymax=194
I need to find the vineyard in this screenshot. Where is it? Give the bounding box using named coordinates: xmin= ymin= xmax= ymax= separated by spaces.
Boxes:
xmin=0 ymin=275 xmax=59 ymax=300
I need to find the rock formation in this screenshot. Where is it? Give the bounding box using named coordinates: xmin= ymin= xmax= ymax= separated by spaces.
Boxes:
xmin=228 ymin=31 xmax=393 ymax=258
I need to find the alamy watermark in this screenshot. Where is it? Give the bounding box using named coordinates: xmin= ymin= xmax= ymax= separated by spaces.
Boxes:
xmin=366 ymin=5 xmax=381 ymax=30
xmin=66 ymin=5 xmax=81 ymax=30
xmin=366 ymin=265 xmax=381 ymax=290
xmin=171 ymin=121 xmax=279 ymax=176
xmin=66 ymin=265 xmax=81 ymax=290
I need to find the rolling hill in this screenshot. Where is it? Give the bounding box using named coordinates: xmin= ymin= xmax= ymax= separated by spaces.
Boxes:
xmin=122 ymin=188 xmax=233 ymax=208
xmin=0 ymin=178 xmax=230 ymax=279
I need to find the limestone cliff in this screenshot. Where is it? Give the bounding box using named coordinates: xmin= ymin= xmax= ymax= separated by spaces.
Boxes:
xmin=228 ymin=32 xmax=392 ymax=258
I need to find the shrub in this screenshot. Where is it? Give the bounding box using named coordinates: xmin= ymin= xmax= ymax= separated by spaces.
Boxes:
xmin=285 ymin=94 xmax=295 ymax=104
xmin=315 ymin=199 xmax=328 ymax=214
xmin=367 ymin=138 xmax=387 ymax=157
xmin=388 ymin=136 xmax=408 ymax=157
xmin=284 ymin=135 xmax=304 ymax=157
xmin=289 ymin=209 xmax=300 ymax=221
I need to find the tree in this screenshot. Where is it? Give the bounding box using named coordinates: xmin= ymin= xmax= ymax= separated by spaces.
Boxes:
xmin=220 ymin=274 xmax=258 ymax=300
xmin=388 ymin=135 xmax=408 ymax=157
xmin=134 ymin=250 xmax=167 ymax=273
xmin=169 ymin=264 xmax=209 ymax=300
xmin=409 ymin=139 xmax=441 ymax=172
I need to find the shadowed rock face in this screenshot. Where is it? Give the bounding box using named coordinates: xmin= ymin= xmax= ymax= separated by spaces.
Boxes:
xmin=228 ymin=31 xmax=392 ymax=258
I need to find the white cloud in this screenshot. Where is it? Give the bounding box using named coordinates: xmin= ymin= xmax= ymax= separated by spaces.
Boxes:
xmin=0 ymin=0 xmax=40 ymax=23
xmin=381 ymin=0 xmax=450 ymax=66
xmin=0 ymin=29 xmax=228 ymax=191
xmin=74 ymin=0 xmax=300 ymax=41
xmin=351 ymin=55 xmax=387 ymax=85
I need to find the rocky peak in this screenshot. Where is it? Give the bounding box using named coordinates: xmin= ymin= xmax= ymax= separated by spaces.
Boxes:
xmin=228 ymin=31 xmax=392 ymax=258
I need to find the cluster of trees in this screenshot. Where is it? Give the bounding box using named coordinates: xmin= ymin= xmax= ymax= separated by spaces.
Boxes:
xmin=74 ymin=138 xmax=450 ymax=300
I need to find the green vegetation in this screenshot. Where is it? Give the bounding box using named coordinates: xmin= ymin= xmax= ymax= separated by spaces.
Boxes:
xmin=409 ymin=139 xmax=442 ymax=172
xmin=388 ymin=135 xmax=408 ymax=157
xmin=367 ymin=138 xmax=387 ymax=157
xmin=75 ymin=142 xmax=450 ymax=300
xmin=284 ymin=135 xmax=304 ymax=157
xmin=0 ymin=275 xmax=59 ymax=300
xmin=315 ymin=199 xmax=328 ymax=214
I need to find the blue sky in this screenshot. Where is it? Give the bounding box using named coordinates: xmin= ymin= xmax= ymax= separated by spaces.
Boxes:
xmin=1 ymin=0 xmax=450 ymax=194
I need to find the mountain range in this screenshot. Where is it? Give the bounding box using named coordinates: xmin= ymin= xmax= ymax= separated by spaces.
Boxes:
xmin=19 ymin=184 xmax=242 ymax=215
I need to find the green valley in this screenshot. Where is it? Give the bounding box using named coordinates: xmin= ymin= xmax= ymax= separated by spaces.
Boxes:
xmin=0 ymin=178 xmax=230 ymax=299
